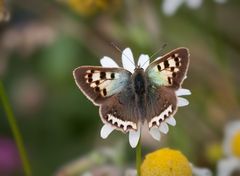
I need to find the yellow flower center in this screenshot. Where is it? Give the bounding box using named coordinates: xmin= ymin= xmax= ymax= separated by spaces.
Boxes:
xmin=231 ymin=131 xmax=240 ymax=157
xmin=141 ymin=148 xmax=192 ymax=176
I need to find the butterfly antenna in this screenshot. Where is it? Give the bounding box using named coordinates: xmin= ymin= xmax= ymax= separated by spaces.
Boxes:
xmin=149 ymin=43 xmax=167 ymax=60
xmin=111 ymin=42 xmax=135 ymax=66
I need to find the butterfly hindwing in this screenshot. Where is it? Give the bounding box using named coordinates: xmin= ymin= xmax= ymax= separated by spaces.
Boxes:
xmin=146 ymin=87 xmax=177 ymax=128
xmin=146 ymin=47 xmax=189 ymax=89
xmin=100 ymin=86 xmax=138 ymax=132
xmin=73 ymin=66 xmax=132 ymax=105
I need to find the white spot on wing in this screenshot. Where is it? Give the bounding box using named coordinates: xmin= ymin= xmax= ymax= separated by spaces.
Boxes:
xmin=149 ymin=105 xmax=172 ymax=128
xmin=107 ymin=114 xmax=137 ymax=131
xmin=168 ymin=59 xmax=177 ymax=67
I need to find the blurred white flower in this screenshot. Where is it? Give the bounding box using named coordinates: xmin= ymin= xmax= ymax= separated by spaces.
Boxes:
xmin=217 ymin=120 xmax=240 ymax=176
xmin=217 ymin=158 xmax=240 ymax=176
xmin=100 ymin=48 xmax=191 ymax=148
xmin=191 ymin=163 xmax=212 ymax=176
xmin=223 ymin=121 xmax=240 ymax=157
xmin=162 ymin=0 xmax=227 ymax=16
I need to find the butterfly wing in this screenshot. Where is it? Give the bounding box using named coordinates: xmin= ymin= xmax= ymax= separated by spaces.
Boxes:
xmin=145 ymin=48 xmax=190 ymax=128
xmin=146 ymin=47 xmax=189 ymax=89
xmin=73 ymin=66 xmax=132 ymax=105
xmin=73 ymin=66 xmax=138 ymax=132
xmin=100 ymin=85 xmax=139 ymax=132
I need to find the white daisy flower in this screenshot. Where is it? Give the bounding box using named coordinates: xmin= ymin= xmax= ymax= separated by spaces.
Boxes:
xmin=162 ymin=0 xmax=227 ymax=16
xmin=223 ymin=121 xmax=240 ymax=157
xmin=217 ymin=120 xmax=240 ymax=176
xmin=100 ymin=48 xmax=191 ymax=148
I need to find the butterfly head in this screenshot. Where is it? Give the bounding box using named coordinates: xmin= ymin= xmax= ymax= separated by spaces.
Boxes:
xmin=134 ymin=65 xmax=144 ymax=72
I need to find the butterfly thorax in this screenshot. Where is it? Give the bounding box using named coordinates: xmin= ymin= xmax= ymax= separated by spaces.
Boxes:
xmin=133 ymin=68 xmax=147 ymax=95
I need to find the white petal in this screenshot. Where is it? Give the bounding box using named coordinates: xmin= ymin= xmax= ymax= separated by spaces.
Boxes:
xmin=175 ymin=88 xmax=191 ymax=96
xmin=159 ymin=122 xmax=169 ymax=134
xmin=100 ymin=124 xmax=115 ymax=139
xmin=100 ymin=56 xmax=119 ymax=67
xmin=177 ymin=97 xmax=189 ymax=107
xmin=190 ymin=163 xmax=212 ymax=176
xmin=217 ymin=158 xmax=240 ymax=176
xmin=165 ymin=116 xmax=176 ymax=126
xmin=137 ymin=54 xmax=150 ymax=70
xmin=162 ymin=0 xmax=184 ymax=16
xmin=186 ymin=0 xmax=203 ymax=9
xmin=125 ymin=169 xmax=137 ymax=176
xmin=149 ymin=127 xmax=161 ymax=141
xmin=122 ymin=48 xmax=135 ymax=73
xmin=129 ymin=127 xmax=141 ymax=148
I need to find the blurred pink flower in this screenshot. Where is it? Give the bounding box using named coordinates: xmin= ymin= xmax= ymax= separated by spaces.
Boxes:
xmin=0 ymin=137 xmax=21 ymax=175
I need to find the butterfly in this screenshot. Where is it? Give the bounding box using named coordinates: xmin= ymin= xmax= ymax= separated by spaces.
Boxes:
xmin=73 ymin=48 xmax=190 ymax=133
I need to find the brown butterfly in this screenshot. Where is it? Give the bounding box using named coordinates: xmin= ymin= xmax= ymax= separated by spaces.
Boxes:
xmin=73 ymin=48 xmax=190 ymax=140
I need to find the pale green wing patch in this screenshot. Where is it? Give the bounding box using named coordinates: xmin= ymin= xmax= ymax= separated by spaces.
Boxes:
xmin=146 ymin=48 xmax=189 ymax=89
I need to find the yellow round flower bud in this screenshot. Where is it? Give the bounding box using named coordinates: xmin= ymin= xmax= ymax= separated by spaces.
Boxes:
xmin=141 ymin=148 xmax=192 ymax=176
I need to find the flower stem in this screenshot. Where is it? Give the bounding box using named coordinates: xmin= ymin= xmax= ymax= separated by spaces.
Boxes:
xmin=136 ymin=138 xmax=142 ymax=176
xmin=0 ymin=81 xmax=32 ymax=176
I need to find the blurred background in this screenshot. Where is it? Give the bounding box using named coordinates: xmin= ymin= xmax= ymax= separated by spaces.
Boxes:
xmin=1 ymin=0 xmax=240 ymax=175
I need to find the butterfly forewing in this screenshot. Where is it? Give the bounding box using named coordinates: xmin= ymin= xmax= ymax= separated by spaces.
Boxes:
xmin=73 ymin=66 xmax=131 ymax=105
xmin=146 ymin=48 xmax=189 ymax=89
